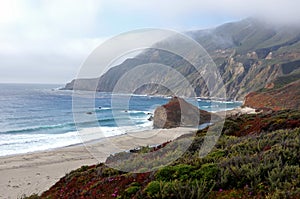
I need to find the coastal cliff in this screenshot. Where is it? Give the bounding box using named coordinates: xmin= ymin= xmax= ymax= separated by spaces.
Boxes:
xmin=63 ymin=18 xmax=300 ymax=101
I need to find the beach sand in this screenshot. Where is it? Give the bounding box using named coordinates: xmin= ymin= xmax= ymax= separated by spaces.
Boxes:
xmin=0 ymin=127 xmax=195 ymax=199
xmin=216 ymin=106 xmax=257 ymax=117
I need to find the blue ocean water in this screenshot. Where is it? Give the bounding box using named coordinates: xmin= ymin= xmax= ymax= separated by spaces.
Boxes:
xmin=0 ymin=84 xmax=241 ymax=156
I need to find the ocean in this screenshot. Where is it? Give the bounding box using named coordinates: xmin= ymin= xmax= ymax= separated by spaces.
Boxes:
xmin=0 ymin=84 xmax=241 ymax=157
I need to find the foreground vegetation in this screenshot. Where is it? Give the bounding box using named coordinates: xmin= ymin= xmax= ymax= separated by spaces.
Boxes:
xmin=26 ymin=110 xmax=300 ymax=198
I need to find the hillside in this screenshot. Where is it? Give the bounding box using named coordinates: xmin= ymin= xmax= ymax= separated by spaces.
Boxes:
xmin=243 ymin=68 xmax=300 ymax=110
xmin=27 ymin=110 xmax=300 ymax=198
xmin=63 ymin=18 xmax=300 ymax=100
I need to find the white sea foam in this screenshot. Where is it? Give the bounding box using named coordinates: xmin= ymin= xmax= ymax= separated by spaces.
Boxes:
xmin=0 ymin=131 xmax=81 ymax=157
xmin=99 ymin=107 xmax=111 ymax=110
xmin=0 ymin=120 xmax=154 ymax=157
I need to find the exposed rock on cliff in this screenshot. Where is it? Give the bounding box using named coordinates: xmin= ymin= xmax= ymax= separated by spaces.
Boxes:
xmin=153 ymin=97 xmax=219 ymax=128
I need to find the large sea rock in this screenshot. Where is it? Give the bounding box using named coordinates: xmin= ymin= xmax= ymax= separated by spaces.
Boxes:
xmin=153 ymin=97 xmax=219 ymax=128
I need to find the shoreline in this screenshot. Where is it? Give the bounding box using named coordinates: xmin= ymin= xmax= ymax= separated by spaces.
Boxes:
xmin=0 ymin=104 xmax=248 ymax=159
xmin=0 ymin=127 xmax=195 ymax=198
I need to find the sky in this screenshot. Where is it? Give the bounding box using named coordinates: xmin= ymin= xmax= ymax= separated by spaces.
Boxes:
xmin=0 ymin=0 xmax=300 ymax=84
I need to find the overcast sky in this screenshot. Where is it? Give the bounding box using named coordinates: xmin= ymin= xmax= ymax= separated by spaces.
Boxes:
xmin=1 ymin=0 xmax=299 ymax=84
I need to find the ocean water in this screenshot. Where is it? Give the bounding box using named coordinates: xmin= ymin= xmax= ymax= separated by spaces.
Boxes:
xmin=0 ymin=84 xmax=241 ymax=157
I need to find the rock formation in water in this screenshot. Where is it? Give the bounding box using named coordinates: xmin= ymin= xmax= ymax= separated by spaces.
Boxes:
xmin=153 ymin=97 xmax=219 ymax=128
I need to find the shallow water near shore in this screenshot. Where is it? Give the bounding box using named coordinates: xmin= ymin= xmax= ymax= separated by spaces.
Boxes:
xmin=0 ymin=83 xmax=241 ymax=157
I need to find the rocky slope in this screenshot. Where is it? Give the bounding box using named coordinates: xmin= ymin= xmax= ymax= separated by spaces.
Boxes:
xmin=63 ymin=18 xmax=300 ymax=100
xmin=244 ymin=71 xmax=300 ymax=110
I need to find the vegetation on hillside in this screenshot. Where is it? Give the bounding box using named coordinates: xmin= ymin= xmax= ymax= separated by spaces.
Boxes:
xmin=244 ymin=78 xmax=300 ymax=111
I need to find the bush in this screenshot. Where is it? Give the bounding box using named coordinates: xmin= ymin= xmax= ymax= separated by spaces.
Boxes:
xmin=155 ymin=164 xmax=194 ymax=181
xmin=144 ymin=181 xmax=172 ymax=199
xmin=143 ymin=180 xmax=214 ymax=199
xmin=125 ymin=185 xmax=140 ymax=197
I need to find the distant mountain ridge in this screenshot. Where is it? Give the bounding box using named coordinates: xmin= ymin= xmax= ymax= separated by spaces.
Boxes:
xmin=64 ymin=18 xmax=300 ymax=101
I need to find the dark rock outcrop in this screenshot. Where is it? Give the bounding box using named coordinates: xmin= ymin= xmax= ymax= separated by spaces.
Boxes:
xmin=153 ymin=97 xmax=219 ymax=128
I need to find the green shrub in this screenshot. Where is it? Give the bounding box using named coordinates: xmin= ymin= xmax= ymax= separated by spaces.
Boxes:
xmin=143 ymin=180 xmax=213 ymax=199
xmin=267 ymin=165 xmax=300 ymax=192
xmin=156 ymin=164 xmax=194 ymax=181
xmin=125 ymin=185 xmax=140 ymax=196
xmin=192 ymin=163 xmax=220 ymax=182
xmin=171 ymin=180 xmax=214 ymax=199
xmin=205 ymin=149 xmax=226 ymax=161
xmin=144 ymin=181 xmax=160 ymax=197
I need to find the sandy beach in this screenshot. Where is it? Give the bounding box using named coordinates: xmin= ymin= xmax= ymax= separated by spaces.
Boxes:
xmin=216 ymin=106 xmax=257 ymax=117
xmin=0 ymin=127 xmax=195 ymax=199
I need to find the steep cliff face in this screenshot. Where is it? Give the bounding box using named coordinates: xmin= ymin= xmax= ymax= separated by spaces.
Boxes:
xmin=63 ymin=18 xmax=300 ymax=100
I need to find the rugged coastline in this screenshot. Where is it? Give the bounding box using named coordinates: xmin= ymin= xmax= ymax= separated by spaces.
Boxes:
xmin=30 ymin=109 xmax=300 ymax=198
xmin=0 ymin=98 xmax=250 ymax=198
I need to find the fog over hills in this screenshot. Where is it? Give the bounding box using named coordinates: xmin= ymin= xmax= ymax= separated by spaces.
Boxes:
xmin=64 ymin=18 xmax=300 ymax=100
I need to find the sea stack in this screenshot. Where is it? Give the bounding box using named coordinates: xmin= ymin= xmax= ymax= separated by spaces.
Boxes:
xmin=153 ymin=96 xmax=218 ymax=128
